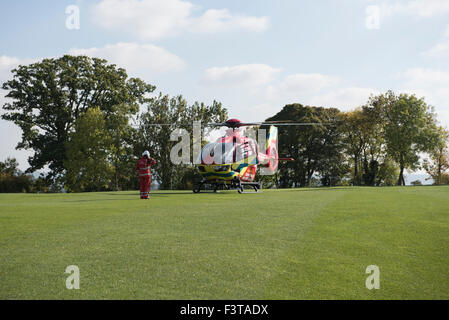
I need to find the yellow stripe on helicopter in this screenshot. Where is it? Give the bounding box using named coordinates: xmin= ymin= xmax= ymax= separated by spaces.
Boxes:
xmin=197 ymin=154 xmax=258 ymax=181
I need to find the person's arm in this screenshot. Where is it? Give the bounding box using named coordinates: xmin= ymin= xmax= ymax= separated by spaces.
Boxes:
xmin=150 ymin=157 xmax=156 ymax=165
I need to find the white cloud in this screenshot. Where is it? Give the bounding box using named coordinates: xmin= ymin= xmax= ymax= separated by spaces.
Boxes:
xmin=199 ymin=63 xmax=378 ymax=122
xmin=0 ymin=55 xmax=34 ymax=109
xmin=382 ymin=0 xmax=449 ymax=18
xmin=0 ymin=56 xmax=21 ymax=72
xmin=0 ymin=118 xmax=33 ymax=172
xmin=0 ymin=56 xmax=39 ymax=86
xmin=91 ymin=0 xmax=269 ymax=40
xmin=402 ymin=68 xmax=449 ymax=89
xmin=209 ymin=85 xmax=379 ymax=125
xmin=308 ymin=87 xmax=378 ymax=110
xmin=190 ymin=9 xmax=269 ymax=34
xmin=199 ymin=63 xmax=448 ymax=127
xmin=278 ymin=73 xmax=338 ymax=95
xmin=0 ymin=56 xmax=36 ymax=171
xmin=200 ymin=64 xmax=281 ymax=88
xmin=200 ymin=64 xmax=373 ymax=114
xmin=0 ymin=56 xmax=26 ymax=84
xmin=423 ymin=24 xmax=449 ymax=57
xmin=92 ymin=0 xmax=192 ymax=39
xmin=69 ymin=42 xmax=186 ymax=75
xmin=424 ymin=41 xmax=449 ymax=57
xmin=265 ymin=73 xmax=338 ymax=102
xmin=401 ymin=68 xmax=449 ymax=126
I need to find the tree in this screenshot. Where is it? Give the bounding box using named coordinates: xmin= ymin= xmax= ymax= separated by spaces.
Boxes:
xmin=360 ymin=104 xmax=385 ymax=186
xmin=266 ymin=104 xmax=345 ymax=187
xmin=0 ymin=157 xmax=20 ymax=176
xmin=422 ymin=127 xmax=449 ymax=185
xmin=0 ymin=157 xmax=33 ymax=193
xmin=367 ymin=91 xmax=440 ymax=186
xmin=33 ymin=174 xmax=50 ymax=193
xmin=342 ymin=103 xmax=388 ymax=187
xmin=64 ymin=107 xmax=114 ymax=192
xmin=341 ymin=109 xmax=367 ymax=185
xmin=1 ymin=55 xmax=155 ymax=183
xmin=106 ymin=103 xmax=140 ymax=191
xmin=138 ymin=94 xmax=227 ymax=189
xmin=376 ymin=157 xmax=399 ymax=186
xmin=317 ymin=110 xmax=348 ymax=187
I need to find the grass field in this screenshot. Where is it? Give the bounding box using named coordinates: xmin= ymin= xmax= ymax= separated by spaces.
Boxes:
xmin=1 ymin=186 xmax=448 ymax=299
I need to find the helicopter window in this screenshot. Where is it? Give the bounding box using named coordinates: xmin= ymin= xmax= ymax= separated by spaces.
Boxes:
xmin=199 ymin=141 xmax=257 ymax=164
xmin=235 ymin=140 xmax=257 ymax=162
xmin=199 ymin=143 xmax=235 ymax=164
xmin=197 ymin=143 xmax=212 ymax=164
xmin=215 ymin=143 xmax=234 ymax=164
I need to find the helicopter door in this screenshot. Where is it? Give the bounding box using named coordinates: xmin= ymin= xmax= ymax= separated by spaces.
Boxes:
xmin=200 ymin=142 xmax=235 ymax=165
xmin=235 ymin=139 xmax=257 ymax=163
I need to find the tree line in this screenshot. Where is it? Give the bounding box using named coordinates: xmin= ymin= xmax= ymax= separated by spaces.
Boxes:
xmin=1 ymin=55 xmax=448 ymax=192
xmin=1 ymin=55 xmax=227 ymax=192
xmin=265 ymin=94 xmax=448 ymax=187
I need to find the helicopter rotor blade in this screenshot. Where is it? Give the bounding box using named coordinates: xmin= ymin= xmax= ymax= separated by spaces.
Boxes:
xmin=130 ymin=123 xmax=175 ymax=127
xmin=205 ymin=122 xmax=331 ymax=127
xmin=260 ymin=122 xmax=330 ymax=126
xmin=259 ymin=121 xmax=334 ymax=126
xmin=132 ymin=121 xmax=335 ymax=127
xmin=205 ymin=123 xmax=227 ymax=127
xmin=237 ymin=122 xmax=265 ymax=126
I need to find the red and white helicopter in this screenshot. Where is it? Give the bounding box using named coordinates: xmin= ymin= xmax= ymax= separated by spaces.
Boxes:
xmin=194 ymin=118 xmax=299 ymax=193
xmin=141 ymin=117 xmax=322 ymax=193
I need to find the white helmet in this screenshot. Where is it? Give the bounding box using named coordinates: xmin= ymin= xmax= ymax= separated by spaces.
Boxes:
xmin=142 ymin=150 xmax=150 ymax=157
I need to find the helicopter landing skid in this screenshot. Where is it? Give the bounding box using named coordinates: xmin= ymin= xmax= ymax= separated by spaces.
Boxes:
xmin=192 ymin=180 xmax=224 ymax=193
xmin=238 ymin=181 xmax=263 ymax=194
xmin=193 ymin=179 xmax=262 ymax=194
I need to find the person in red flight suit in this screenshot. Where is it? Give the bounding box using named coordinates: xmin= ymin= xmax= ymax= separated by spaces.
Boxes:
xmin=136 ymin=150 xmax=156 ymax=199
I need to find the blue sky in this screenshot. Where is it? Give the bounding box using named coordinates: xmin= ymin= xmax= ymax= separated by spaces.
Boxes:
xmin=1 ymin=0 xmax=449 ymax=175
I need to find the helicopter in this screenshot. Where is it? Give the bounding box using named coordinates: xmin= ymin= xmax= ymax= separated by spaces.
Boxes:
xmin=193 ymin=118 xmax=296 ymax=194
xmin=139 ymin=117 xmax=325 ymax=193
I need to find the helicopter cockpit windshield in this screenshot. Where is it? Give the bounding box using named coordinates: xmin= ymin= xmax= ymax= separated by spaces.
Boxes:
xmin=199 ymin=141 xmax=256 ymax=165
xmin=199 ymin=142 xmax=234 ymax=165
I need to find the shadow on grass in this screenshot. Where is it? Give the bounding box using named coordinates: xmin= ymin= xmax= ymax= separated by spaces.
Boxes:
xmin=55 ymin=188 xmax=345 ymax=202
xmin=62 ymin=198 xmax=138 ymax=202
xmin=105 ymin=191 xmax=232 ymax=196
xmin=279 ymin=187 xmax=349 ymax=192
xmin=105 ymin=192 xmax=195 ymax=196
